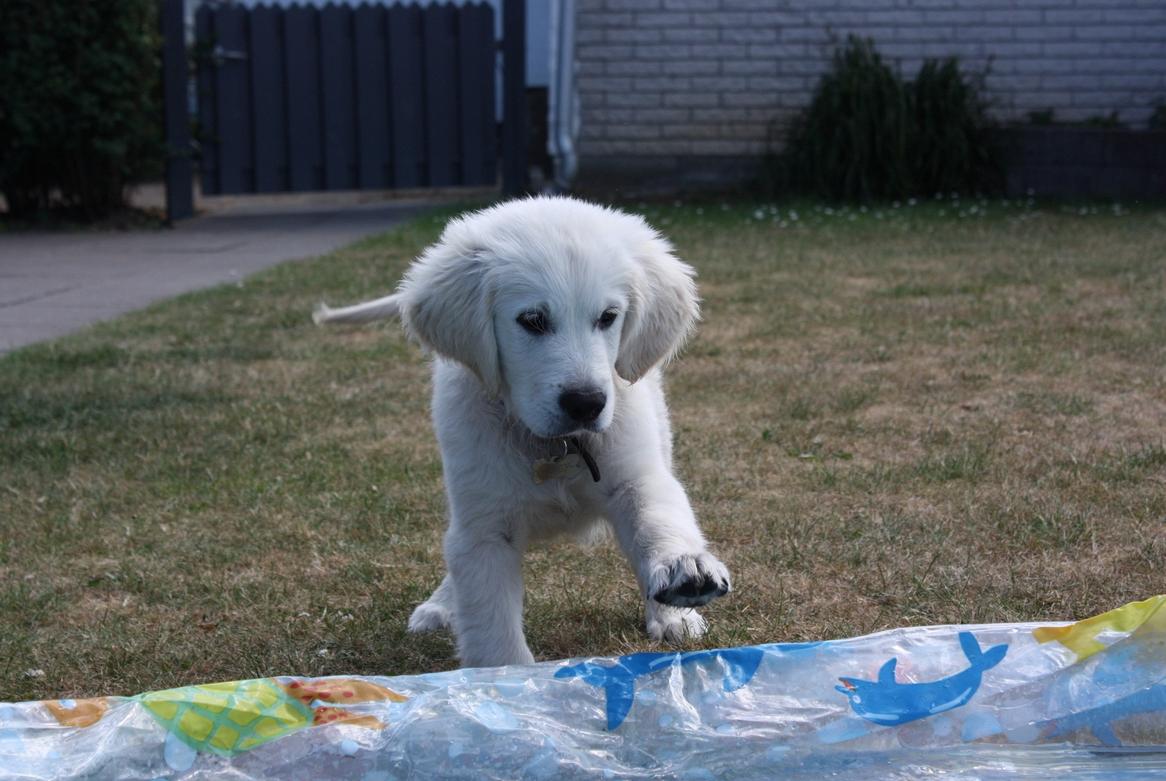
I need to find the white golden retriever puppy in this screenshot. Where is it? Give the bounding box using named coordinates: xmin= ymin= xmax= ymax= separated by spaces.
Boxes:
xmin=315 ymin=196 xmax=730 ymax=668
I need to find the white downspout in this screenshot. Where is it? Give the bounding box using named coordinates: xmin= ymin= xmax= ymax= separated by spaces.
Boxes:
xmin=548 ymin=0 xmax=579 ymax=191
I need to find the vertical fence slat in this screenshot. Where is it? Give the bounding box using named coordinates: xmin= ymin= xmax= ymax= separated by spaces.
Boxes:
xmin=214 ymin=5 xmax=253 ymax=194
xmin=285 ymin=5 xmax=323 ymax=191
xmin=501 ymin=0 xmax=528 ymax=196
xmin=354 ymin=5 xmax=391 ymax=188
xmin=195 ymin=5 xmax=219 ymax=195
xmin=249 ymin=5 xmax=288 ymax=193
xmin=480 ymin=3 xmax=499 ymax=186
xmin=388 ymin=5 xmax=425 ymax=188
xmin=161 ymin=0 xmax=193 ymax=220
xmin=459 ymin=4 xmax=495 ymax=186
xmin=423 ymin=5 xmax=459 ymax=187
xmin=321 ymin=5 xmax=357 ymax=190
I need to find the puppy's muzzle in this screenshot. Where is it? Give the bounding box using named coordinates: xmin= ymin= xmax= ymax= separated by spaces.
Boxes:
xmin=558 ymin=388 xmax=607 ymax=424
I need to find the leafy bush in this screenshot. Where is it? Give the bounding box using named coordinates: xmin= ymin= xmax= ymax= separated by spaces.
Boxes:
xmin=770 ymin=38 xmax=912 ymax=202
xmin=0 ymin=0 xmax=162 ymax=219
xmin=910 ymin=58 xmax=998 ymax=197
xmin=763 ymin=36 xmax=1001 ymax=202
xmin=1150 ymin=102 xmax=1166 ymax=131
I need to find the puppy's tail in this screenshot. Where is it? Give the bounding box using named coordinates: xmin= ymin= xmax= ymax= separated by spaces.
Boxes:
xmin=313 ymin=293 xmax=402 ymax=325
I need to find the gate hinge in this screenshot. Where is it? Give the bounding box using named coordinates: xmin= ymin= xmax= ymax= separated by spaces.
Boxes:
xmin=211 ymin=45 xmax=248 ymax=66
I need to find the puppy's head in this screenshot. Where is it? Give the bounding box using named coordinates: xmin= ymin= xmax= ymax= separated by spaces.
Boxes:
xmin=398 ymin=196 xmax=698 ymax=439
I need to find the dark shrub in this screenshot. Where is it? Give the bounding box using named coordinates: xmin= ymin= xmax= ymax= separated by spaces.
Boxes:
xmin=1150 ymin=102 xmax=1166 ymax=131
xmin=771 ymin=37 xmax=911 ymax=202
xmin=0 ymin=0 xmax=162 ymax=219
xmin=910 ymin=57 xmax=1000 ymax=197
xmin=764 ymin=36 xmax=1001 ymax=202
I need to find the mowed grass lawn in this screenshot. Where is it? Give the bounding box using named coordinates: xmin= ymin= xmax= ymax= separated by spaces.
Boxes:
xmin=2 ymin=199 xmax=1164 ymax=702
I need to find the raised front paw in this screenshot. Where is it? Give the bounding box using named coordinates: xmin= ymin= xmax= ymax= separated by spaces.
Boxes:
xmin=649 ymin=552 xmax=731 ymax=608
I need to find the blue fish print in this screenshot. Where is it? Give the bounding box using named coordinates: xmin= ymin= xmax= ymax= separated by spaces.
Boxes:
xmin=836 ymin=631 xmax=1007 ymax=727
xmin=555 ymin=642 xmax=821 ymax=730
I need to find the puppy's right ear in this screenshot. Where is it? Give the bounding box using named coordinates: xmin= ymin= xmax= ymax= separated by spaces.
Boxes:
xmin=398 ymin=241 xmax=501 ymax=397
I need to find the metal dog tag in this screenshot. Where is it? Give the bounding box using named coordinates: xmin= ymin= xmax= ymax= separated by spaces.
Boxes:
xmin=532 ymin=453 xmax=584 ymax=484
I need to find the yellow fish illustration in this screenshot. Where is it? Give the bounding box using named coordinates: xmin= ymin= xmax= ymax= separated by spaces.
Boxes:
xmin=138 ymin=676 xmax=406 ymax=757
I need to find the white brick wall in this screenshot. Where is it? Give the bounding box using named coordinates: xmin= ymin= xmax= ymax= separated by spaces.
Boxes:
xmin=574 ymin=0 xmax=1166 ymax=175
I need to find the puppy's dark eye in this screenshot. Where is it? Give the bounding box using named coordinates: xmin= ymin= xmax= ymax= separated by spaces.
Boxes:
xmin=597 ymin=309 xmax=619 ymax=330
xmin=517 ymin=311 xmax=549 ymax=335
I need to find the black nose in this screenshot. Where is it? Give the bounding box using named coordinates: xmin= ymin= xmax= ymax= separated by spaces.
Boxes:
xmin=558 ymin=388 xmax=607 ymax=423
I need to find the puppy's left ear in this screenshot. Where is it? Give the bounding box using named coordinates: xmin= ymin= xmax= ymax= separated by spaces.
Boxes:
xmin=616 ymin=234 xmax=700 ymax=384
xmin=398 ymin=241 xmax=502 ymax=397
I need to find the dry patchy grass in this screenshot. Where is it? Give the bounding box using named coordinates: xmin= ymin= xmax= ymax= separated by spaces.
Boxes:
xmin=2 ymin=199 xmax=1164 ymax=702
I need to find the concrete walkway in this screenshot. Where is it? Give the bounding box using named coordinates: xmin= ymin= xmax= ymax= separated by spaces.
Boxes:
xmin=0 ymin=197 xmax=435 ymax=353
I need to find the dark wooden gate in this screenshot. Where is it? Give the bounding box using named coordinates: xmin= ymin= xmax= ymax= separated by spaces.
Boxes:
xmin=193 ymin=1 xmax=499 ymax=196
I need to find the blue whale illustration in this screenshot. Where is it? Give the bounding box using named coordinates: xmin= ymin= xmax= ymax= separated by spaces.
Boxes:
xmin=835 ymin=631 xmax=1007 ymax=726
xmin=555 ymin=642 xmax=821 ymax=730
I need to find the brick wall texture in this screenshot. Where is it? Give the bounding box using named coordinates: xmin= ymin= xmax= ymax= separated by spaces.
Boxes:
xmin=574 ymin=0 xmax=1166 ymax=175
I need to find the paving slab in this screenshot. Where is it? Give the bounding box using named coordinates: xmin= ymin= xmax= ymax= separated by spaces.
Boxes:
xmin=0 ymin=198 xmax=436 ymax=353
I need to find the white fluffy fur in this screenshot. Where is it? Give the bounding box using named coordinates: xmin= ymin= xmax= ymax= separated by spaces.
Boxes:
xmin=317 ymin=196 xmax=731 ymax=668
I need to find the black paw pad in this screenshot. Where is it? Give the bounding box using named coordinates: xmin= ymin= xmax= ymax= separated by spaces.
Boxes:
xmin=653 ymin=573 xmax=729 ymax=608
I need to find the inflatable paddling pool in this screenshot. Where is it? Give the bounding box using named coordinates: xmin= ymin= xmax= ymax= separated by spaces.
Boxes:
xmin=3 ymin=596 xmax=1164 ymax=779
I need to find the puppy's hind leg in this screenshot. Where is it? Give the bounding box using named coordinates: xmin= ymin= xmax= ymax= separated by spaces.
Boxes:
xmin=408 ymin=573 xmax=455 ymax=633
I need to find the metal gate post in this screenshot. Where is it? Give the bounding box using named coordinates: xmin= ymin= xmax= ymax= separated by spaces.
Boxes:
xmin=160 ymin=0 xmax=194 ymax=221
xmin=501 ymin=0 xmax=528 ymax=197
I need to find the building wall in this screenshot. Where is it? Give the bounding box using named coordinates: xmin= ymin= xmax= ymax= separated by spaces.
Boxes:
xmin=574 ymin=0 xmax=1166 ymax=186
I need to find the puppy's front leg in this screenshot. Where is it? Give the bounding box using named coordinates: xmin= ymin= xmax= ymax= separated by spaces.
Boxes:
xmin=605 ymin=471 xmax=731 ymax=642
xmin=443 ymin=514 xmax=534 ymax=668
